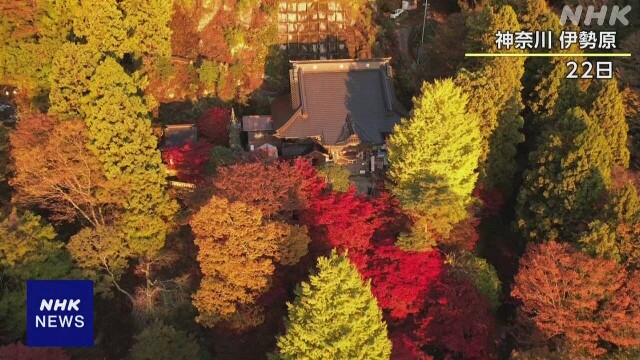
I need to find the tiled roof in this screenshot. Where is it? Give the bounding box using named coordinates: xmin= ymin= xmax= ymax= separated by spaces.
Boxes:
xmin=280 ymin=141 xmax=329 ymax=159
xmin=162 ymin=124 xmax=197 ymax=149
xmin=274 ymin=59 xmax=406 ymax=146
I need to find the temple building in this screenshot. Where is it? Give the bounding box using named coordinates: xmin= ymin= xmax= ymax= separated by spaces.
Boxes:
xmin=243 ymin=58 xmax=406 ymax=175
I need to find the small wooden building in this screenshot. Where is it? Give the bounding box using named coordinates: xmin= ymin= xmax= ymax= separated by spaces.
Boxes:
xmin=242 ymin=115 xmax=278 ymax=151
xmin=161 ymin=124 xmax=197 ymax=149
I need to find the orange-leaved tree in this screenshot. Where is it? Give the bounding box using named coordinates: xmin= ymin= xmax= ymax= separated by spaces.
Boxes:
xmin=511 ymin=241 xmax=640 ymax=356
xmin=211 ymin=159 xmax=308 ymax=219
xmin=10 ymin=113 xmax=128 ymax=227
xmin=190 ymin=196 xmax=309 ymax=330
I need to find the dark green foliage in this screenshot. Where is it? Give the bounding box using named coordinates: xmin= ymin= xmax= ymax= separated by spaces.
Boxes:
xmin=206 ymin=146 xmax=238 ymax=174
xmin=130 ymin=322 xmax=208 ymax=360
xmin=580 ymin=181 xmax=640 ymax=265
xmin=0 ymin=210 xmax=73 ymax=341
xmin=517 ymin=108 xmax=613 ymax=242
xmin=485 ymin=92 xmax=525 ymax=195
xmin=588 ymin=79 xmax=629 ymax=168
xmin=456 ymin=5 xmax=525 ymax=196
xmin=446 ymin=250 xmax=502 ymax=309
xmin=317 ymin=163 xmax=351 ymax=193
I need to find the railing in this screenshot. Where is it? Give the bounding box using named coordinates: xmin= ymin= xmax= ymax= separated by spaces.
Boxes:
xmin=167 ymin=180 xmax=196 ymax=190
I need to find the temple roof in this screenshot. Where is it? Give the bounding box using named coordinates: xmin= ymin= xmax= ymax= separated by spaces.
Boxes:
xmin=272 ymin=59 xmax=406 ymax=146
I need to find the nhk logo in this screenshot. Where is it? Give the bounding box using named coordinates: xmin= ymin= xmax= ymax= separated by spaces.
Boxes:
xmin=560 ymin=5 xmax=632 ymax=26
xmin=27 ymin=280 xmax=94 ymax=347
xmin=35 ymin=298 xmax=85 ymax=328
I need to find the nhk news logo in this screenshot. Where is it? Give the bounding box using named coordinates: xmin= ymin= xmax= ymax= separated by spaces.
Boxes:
xmin=560 ymin=5 xmax=632 ymax=26
xmin=27 ymin=280 xmax=94 ymax=347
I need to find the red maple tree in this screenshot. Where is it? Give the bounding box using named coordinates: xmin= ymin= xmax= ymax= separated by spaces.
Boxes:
xmin=162 ymin=140 xmax=212 ymax=183
xmin=301 ymin=188 xmax=383 ymax=252
xmin=353 ymin=246 xmax=444 ymax=320
xmin=473 ymin=183 xmax=505 ymax=218
xmin=289 ymin=158 xmax=497 ymax=359
xmin=197 ymin=107 xmax=231 ymax=146
xmin=370 ymin=191 xmax=410 ymax=241
xmin=600 ymin=270 xmax=640 ymax=349
xmin=0 ymin=343 xmax=69 ymax=360
xmin=211 ymin=159 xmax=308 ymax=219
xmin=293 ymin=158 xmax=327 ymax=200
xmin=511 ymin=241 xmax=624 ymax=356
xmin=413 ymin=273 xmax=498 ymax=360
xmin=389 ymin=332 xmax=433 ymax=360
xmin=438 ymin=216 xmax=481 ymax=251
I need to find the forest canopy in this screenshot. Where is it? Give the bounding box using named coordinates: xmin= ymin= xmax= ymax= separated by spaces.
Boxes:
xmin=0 ymin=0 xmax=639 ymax=359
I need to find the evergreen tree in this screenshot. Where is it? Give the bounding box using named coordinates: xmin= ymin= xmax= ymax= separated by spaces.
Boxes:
xmin=48 ymin=43 xmax=101 ymax=119
xmin=0 ymin=210 xmax=73 ymax=341
xmin=517 ymin=107 xmax=613 ymax=242
xmin=507 ymin=0 xmax=579 ymax=132
xmin=227 ymin=108 xmax=242 ymax=150
xmin=0 ymin=210 xmax=59 ymax=268
xmin=317 ymin=163 xmax=351 ymax=193
xmin=457 ymin=5 xmax=525 ymax=195
xmin=387 ymin=79 xmax=481 ymax=249
xmin=484 ymin=92 xmax=525 ymax=195
xmin=206 ymin=146 xmax=238 ymax=173
xmin=511 ymin=0 xmax=561 ymax=35
xmin=588 ymin=79 xmax=629 ymax=168
xmin=81 ymin=57 xmax=177 ymax=255
xmin=445 ymin=250 xmax=502 ymax=310
xmin=580 ymin=181 xmax=640 ymax=265
xmin=0 ymin=1 xmax=77 ymax=103
xmin=528 ymin=59 xmax=575 ymax=126
xmin=130 ymin=322 xmax=208 ymax=360
xmin=274 ymin=251 xmax=392 ymax=360
xmin=463 ymin=6 xmax=495 ymax=58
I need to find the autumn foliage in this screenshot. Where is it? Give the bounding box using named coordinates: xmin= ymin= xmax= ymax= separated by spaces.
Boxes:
xmin=512 ymin=241 xmax=640 ymax=356
xmin=600 ymin=270 xmax=640 ymax=349
xmin=289 ymin=159 xmax=497 ymax=359
xmin=354 ymin=247 xmax=496 ymax=359
xmin=301 ymin=188 xmax=383 ymax=252
xmin=473 ymin=183 xmax=505 ymax=218
xmin=0 ymin=343 xmax=69 ymax=360
xmin=162 ymin=140 xmax=212 ymax=183
xmin=413 ymin=273 xmax=498 ymax=360
xmin=4 ymin=0 xmax=640 ymax=357
xmin=211 ymin=159 xmax=308 ymax=219
xmin=197 ymin=107 xmax=231 ymax=146
xmin=354 ymin=246 xmax=444 ymax=320
xmin=10 ymin=114 xmax=127 ymax=227
xmin=439 ymin=216 xmax=481 ymax=251
xmin=190 ymin=196 xmax=309 ymax=330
